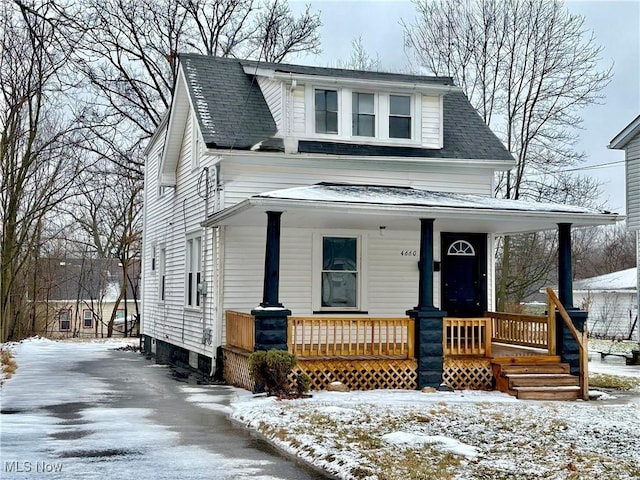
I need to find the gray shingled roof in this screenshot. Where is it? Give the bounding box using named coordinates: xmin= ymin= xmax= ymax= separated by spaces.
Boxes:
xmin=180 ymin=54 xmax=277 ymax=149
xmin=179 ymin=53 xmax=513 ymax=161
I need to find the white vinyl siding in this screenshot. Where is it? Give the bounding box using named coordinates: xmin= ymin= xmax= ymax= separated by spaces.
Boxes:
xmin=223 ymin=226 xmax=442 ymax=317
xmin=421 ymin=95 xmax=442 ymax=148
xmin=292 ymin=84 xmax=306 ymax=136
xmin=257 ymin=77 xmax=283 ymax=132
xmin=141 ymin=105 xmax=219 ymax=357
xmin=575 ymin=290 xmax=638 ymax=339
xmin=625 ymin=134 xmax=640 ymax=230
xmin=220 ymin=157 xmax=492 ymax=208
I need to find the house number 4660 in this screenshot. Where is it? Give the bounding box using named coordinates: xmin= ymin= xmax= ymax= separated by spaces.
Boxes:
xmin=400 ymin=250 xmax=417 ymax=256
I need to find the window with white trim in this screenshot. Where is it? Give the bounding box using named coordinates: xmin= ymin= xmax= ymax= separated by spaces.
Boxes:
xmin=315 ymin=89 xmax=338 ymax=134
xmin=447 ymin=240 xmax=476 ymax=256
xmin=352 ymin=92 xmax=375 ymax=137
xmin=321 ymin=236 xmax=359 ymax=308
xmin=58 ymin=310 xmax=71 ymax=331
xmin=389 ymin=94 xmax=411 ymax=139
xmin=83 ymin=310 xmax=93 ymax=329
xmin=159 ymin=246 xmax=166 ymax=302
xmin=185 ymin=236 xmax=202 ymax=307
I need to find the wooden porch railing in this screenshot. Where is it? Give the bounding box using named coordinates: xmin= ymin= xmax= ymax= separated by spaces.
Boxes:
xmin=443 ymin=317 xmax=492 ymax=356
xmin=546 ymin=287 xmax=589 ymax=401
xmin=487 ymin=312 xmax=551 ymax=351
xmin=288 ymin=317 xmax=414 ymax=358
xmin=225 ymin=310 xmax=255 ymax=352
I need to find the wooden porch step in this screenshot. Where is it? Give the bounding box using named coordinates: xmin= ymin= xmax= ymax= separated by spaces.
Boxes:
xmin=506 ymin=373 xmax=578 ymax=388
xmin=513 ymin=386 xmax=580 ymax=401
xmin=492 ymin=355 xmax=562 ymax=365
xmin=492 ymin=359 xmax=580 ymax=401
xmin=498 ymin=363 xmax=570 ymax=375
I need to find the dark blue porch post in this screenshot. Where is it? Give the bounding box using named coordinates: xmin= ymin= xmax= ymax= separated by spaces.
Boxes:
xmin=556 ymin=223 xmax=587 ymax=375
xmin=251 ymin=211 xmax=290 ymax=352
xmin=406 ymin=218 xmax=447 ymax=389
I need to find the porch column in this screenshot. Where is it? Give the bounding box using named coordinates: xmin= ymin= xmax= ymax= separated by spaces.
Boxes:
xmin=555 ymin=222 xmax=587 ymax=375
xmin=557 ymin=223 xmax=574 ymax=309
xmin=252 ymin=211 xmax=290 ymax=352
xmin=406 ymin=218 xmax=447 ymax=389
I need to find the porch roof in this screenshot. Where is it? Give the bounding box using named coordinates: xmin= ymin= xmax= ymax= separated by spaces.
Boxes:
xmin=203 ymin=183 xmax=621 ymax=234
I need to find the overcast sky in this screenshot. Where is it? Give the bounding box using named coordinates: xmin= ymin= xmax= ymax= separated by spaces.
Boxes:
xmin=290 ymin=0 xmax=640 ymax=214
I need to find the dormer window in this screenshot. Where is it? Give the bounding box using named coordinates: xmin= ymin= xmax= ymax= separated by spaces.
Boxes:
xmin=389 ymin=95 xmax=411 ymax=139
xmin=315 ymin=89 xmax=338 ymax=134
xmin=352 ymin=92 xmax=375 ymax=137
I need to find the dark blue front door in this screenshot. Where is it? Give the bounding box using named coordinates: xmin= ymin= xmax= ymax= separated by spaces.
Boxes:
xmin=441 ymin=233 xmax=487 ymax=317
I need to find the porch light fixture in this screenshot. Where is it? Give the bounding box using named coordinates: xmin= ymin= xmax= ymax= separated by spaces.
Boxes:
xmin=379 ymin=226 xmax=386 ymax=236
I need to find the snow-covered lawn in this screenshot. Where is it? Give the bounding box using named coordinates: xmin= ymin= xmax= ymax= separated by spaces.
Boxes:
xmin=228 ymin=388 xmax=639 ymax=480
xmin=226 ymin=343 xmax=640 ymax=480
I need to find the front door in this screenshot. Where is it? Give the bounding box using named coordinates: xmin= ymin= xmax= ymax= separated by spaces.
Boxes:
xmin=441 ymin=233 xmax=487 ymax=317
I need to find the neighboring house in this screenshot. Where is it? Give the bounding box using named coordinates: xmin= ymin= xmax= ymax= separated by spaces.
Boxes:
xmin=36 ymin=258 xmax=140 ymax=338
xmin=141 ymin=55 xmax=619 ymax=397
xmin=609 ymin=115 xmax=640 ymax=342
xmin=573 ymin=267 xmax=638 ymax=340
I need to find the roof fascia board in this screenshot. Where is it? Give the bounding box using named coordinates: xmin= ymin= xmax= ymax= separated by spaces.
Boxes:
xmin=608 ymin=114 xmax=640 ymax=149
xmin=219 ymin=149 xmax=516 ymax=171
xmin=202 ymin=199 xmax=253 ymax=227
xmin=242 ymin=65 xmax=460 ymax=95
xmin=202 ymin=195 xmax=621 ymax=230
xmin=159 ymin=65 xmax=190 ymax=187
xmin=143 ymin=112 xmax=169 ymax=156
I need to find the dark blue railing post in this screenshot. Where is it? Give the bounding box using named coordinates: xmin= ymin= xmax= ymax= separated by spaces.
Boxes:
xmin=252 ymin=211 xmax=290 ymax=352
xmin=406 ymin=219 xmax=447 ymax=389
xmin=555 ymin=223 xmax=587 ymax=375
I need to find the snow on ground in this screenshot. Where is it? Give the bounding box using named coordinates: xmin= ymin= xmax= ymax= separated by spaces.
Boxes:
xmin=224 ymin=347 xmax=640 ymax=480
xmin=0 ymin=338 xmax=287 ymax=480
xmin=227 ymin=387 xmax=639 ymax=480
xmin=3 ymin=337 xmax=639 ymax=480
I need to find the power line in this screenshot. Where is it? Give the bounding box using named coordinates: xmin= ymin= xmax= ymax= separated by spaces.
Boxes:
xmin=560 ymin=160 xmax=625 ymax=173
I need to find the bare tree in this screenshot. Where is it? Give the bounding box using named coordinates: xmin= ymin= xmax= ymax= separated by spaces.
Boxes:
xmin=67 ymin=161 xmax=143 ymax=337
xmin=574 ymin=224 xmax=637 ymax=279
xmin=404 ymin=0 xmax=612 ymax=308
xmin=253 ymin=0 xmax=321 ymax=62
xmin=335 ymin=36 xmax=383 ymax=71
xmin=0 ymin=1 xmax=85 ymax=342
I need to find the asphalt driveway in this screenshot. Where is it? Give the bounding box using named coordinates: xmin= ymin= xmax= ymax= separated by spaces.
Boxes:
xmin=1 ymin=339 xmax=328 ymax=479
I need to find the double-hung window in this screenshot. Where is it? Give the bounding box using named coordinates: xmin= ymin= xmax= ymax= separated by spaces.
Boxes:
xmin=315 ymin=89 xmax=338 ymax=134
xmin=321 ymin=237 xmax=358 ymax=308
xmin=352 ymin=92 xmax=375 ymax=137
xmin=83 ymin=310 xmax=93 ymax=329
xmin=186 ymin=236 xmax=202 ymax=307
xmin=58 ymin=310 xmax=71 ymax=331
xmin=389 ymin=94 xmax=412 ymax=139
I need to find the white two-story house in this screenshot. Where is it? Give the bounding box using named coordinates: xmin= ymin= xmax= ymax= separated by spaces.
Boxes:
xmin=609 ymin=115 xmax=640 ymax=342
xmin=141 ymin=54 xmax=620 ymax=398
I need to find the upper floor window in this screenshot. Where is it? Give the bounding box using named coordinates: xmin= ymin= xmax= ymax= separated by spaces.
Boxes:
xmin=389 ymin=95 xmax=411 ymax=139
xmin=352 ymin=92 xmax=375 ymax=137
xmin=315 ymin=89 xmax=338 ymax=134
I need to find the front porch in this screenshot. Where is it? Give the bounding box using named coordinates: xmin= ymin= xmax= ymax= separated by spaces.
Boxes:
xmin=222 ymin=289 xmax=588 ymax=399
